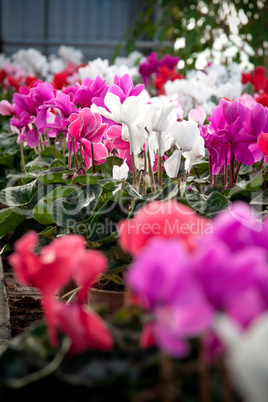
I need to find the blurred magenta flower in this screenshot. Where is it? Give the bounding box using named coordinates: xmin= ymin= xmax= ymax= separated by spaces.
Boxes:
xmin=139 ymin=52 xmax=179 ymax=85
xmin=126 ymin=238 xmax=213 ymax=357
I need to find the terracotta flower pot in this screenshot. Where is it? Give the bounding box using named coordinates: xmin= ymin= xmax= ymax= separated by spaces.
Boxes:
xmin=88 ymin=288 xmax=125 ymax=314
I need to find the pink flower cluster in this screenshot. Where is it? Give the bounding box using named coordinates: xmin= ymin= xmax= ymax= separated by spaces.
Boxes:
xmin=120 ymin=200 xmax=268 ymax=359
xmin=201 ymin=98 xmax=268 ymax=186
xmin=0 ymin=73 xmax=144 ymax=171
xmin=9 ymin=231 xmax=113 ymax=355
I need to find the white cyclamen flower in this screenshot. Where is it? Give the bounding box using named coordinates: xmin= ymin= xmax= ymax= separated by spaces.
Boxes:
xmin=58 ymin=46 xmax=83 ymax=65
xmin=164 ymin=120 xmax=205 ymax=177
xmin=91 ymin=92 xmax=146 ymax=153
xmin=214 ymin=313 xmax=268 ymax=402
xmin=140 ymin=100 xmax=178 ymax=157
xmin=113 ymin=159 xmax=129 ymax=181
xmin=78 ymin=58 xmax=109 ymax=81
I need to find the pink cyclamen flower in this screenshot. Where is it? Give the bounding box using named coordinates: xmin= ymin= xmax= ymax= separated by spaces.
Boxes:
xmin=188 ymin=105 xmax=206 ymax=126
xmin=8 ymin=231 xmax=84 ymax=295
xmin=68 ymin=107 xmax=108 ymax=169
xmin=0 ymin=99 xmax=14 ymax=116
xmin=51 ymin=300 xmax=114 ymax=355
xmin=8 ymin=231 xmax=112 ymax=354
xmin=118 ymin=200 xmax=212 ymax=256
xmin=73 ymin=75 xmax=108 ymax=108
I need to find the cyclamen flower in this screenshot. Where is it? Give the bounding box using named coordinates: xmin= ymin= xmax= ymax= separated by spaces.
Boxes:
xmin=118 ymin=199 xmax=211 ymax=256
xmin=126 ymin=238 xmax=213 ymax=357
xmin=138 ymin=52 xmax=179 ymax=86
xmin=0 ymin=99 xmax=14 ymax=116
xmin=73 ymin=75 xmax=108 ymax=108
xmin=112 ymin=159 xmax=129 ymax=181
xmin=164 ymin=120 xmax=205 ymax=177
xmin=257 ymin=132 xmax=268 ymax=156
xmin=8 ymin=231 xmax=85 ymax=296
xmin=125 ymin=201 xmax=268 ymax=359
xmin=214 ymin=313 xmax=268 ymax=402
xmin=188 ymin=105 xmax=206 ymax=126
xmin=68 ymin=107 xmax=108 ymax=169
xmin=205 ymin=99 xmax=267 ymax=176
xmin=154 ymin=65 xmax=184 ymax=95
xmin=8 ymin=231 xmax=113 ymax=355
xmin=91 ymin=91 xmax=146 ymax=153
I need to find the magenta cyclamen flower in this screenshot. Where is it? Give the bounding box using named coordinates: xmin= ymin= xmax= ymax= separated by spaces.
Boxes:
xmin=68 ymin=107 xmax=108 ymax=169
xmin=126 ymin=201 xmax=268 ymax=358
xmin=203 ymin=99 xmax=268 ymax=185
xmin=126 ymin=238 xmax=213 ymax=357
xmin=73 ymin=75 xmax=108 ymax=108
xmin=91 ymin=74 xmax=144 ymax=127
xmin=138 ymin=52 xmax=179 ymax=85
xmin=193 ymin=202 xmax=268 ymax=329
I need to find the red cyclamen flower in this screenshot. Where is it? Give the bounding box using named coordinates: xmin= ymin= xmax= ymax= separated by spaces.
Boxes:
xmin=257 ymin=132 xmax=268 ymax=156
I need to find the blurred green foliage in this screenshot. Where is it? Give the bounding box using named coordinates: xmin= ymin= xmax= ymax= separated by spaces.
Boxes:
xmin=126 ymin=0 xmax=268 ymax=69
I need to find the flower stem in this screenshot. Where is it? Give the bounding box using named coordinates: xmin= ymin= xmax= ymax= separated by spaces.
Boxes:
xmin=68 ymin=145 xmax=72 ymax=169
xmin=39 ymin=132 xmax=44 ymax=152
xmin=229 ymin=144 xmax=234 ymax=188
xmin=20 ymin=142 xmax=27 ymax=175
xmin=72 ymin=138 xmax=79 ymax=169
xmin=209 ymin=155 xmax=213 ymax=187
xmin=264 ymin=166 xmax=268 ymax=189
xmin=54 ymin=137 xmax=57 ymax=160
xmin=157 ymin=150 xmax=163 ymax=189
xmin=258 ymin=157 xmax=264 ymax=173
xmin=224 ymin=157 xmax=228 ymax=188
xmin=62 ymin=135 xmax=66 ymax=156
xmin=79 ymin=144 xmax=85 ymax=164
xmin=131 ymin=152 xmax=137 ymax=190
xmin=147 ymin=150 xmax=156 ymax=192
xmin=234 ymin=161 xmax=241 ymax=184
xmin=91 ymin=143 xmax=96 ymax=173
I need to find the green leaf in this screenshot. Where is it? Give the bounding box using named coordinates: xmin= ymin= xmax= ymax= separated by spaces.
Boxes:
xmin=49 ymin=159 xmax=69 ymax=168
xmin=71 ymin=174 xmax=100 ymax=186
xmin=0 ymin=207 xmax=26 ymax=238
xmin=250 ymin=189 xmax=268 ymax=205
xmin=0 ymin=179 xmax=39 ymax=207
xmin=187 ymin=190 xmax=230 ymax=217
xmin=38 ymin=226 xmax=57 ymax=239
xmin=50 ymin=184 xmax=102 ymax=227
xmin=33 ymin=186 xmax=78 ymax=225
xmin=0 ymin=153 xmax=15 ymax=168
xmin=87 ymin=195 xmax=128 ymax=243
xmin=223 ymin=174 xmax=264 ymax=202
xmin=26 ymin=146 xmax=66 ymax=168
xmin=88 ymin=156 xmax=123 ymax=178
xmin=40 ymin=146 xmax=66 ymax=162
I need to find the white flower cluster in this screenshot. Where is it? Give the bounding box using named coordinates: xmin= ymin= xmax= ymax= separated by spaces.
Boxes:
xmin=165 ymin=62 xmax=243 ymax=117
xmin=0 ymin=45 xmax=84 ymax=80
xmin=78 ymin=51 xmax=143 ymax=85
